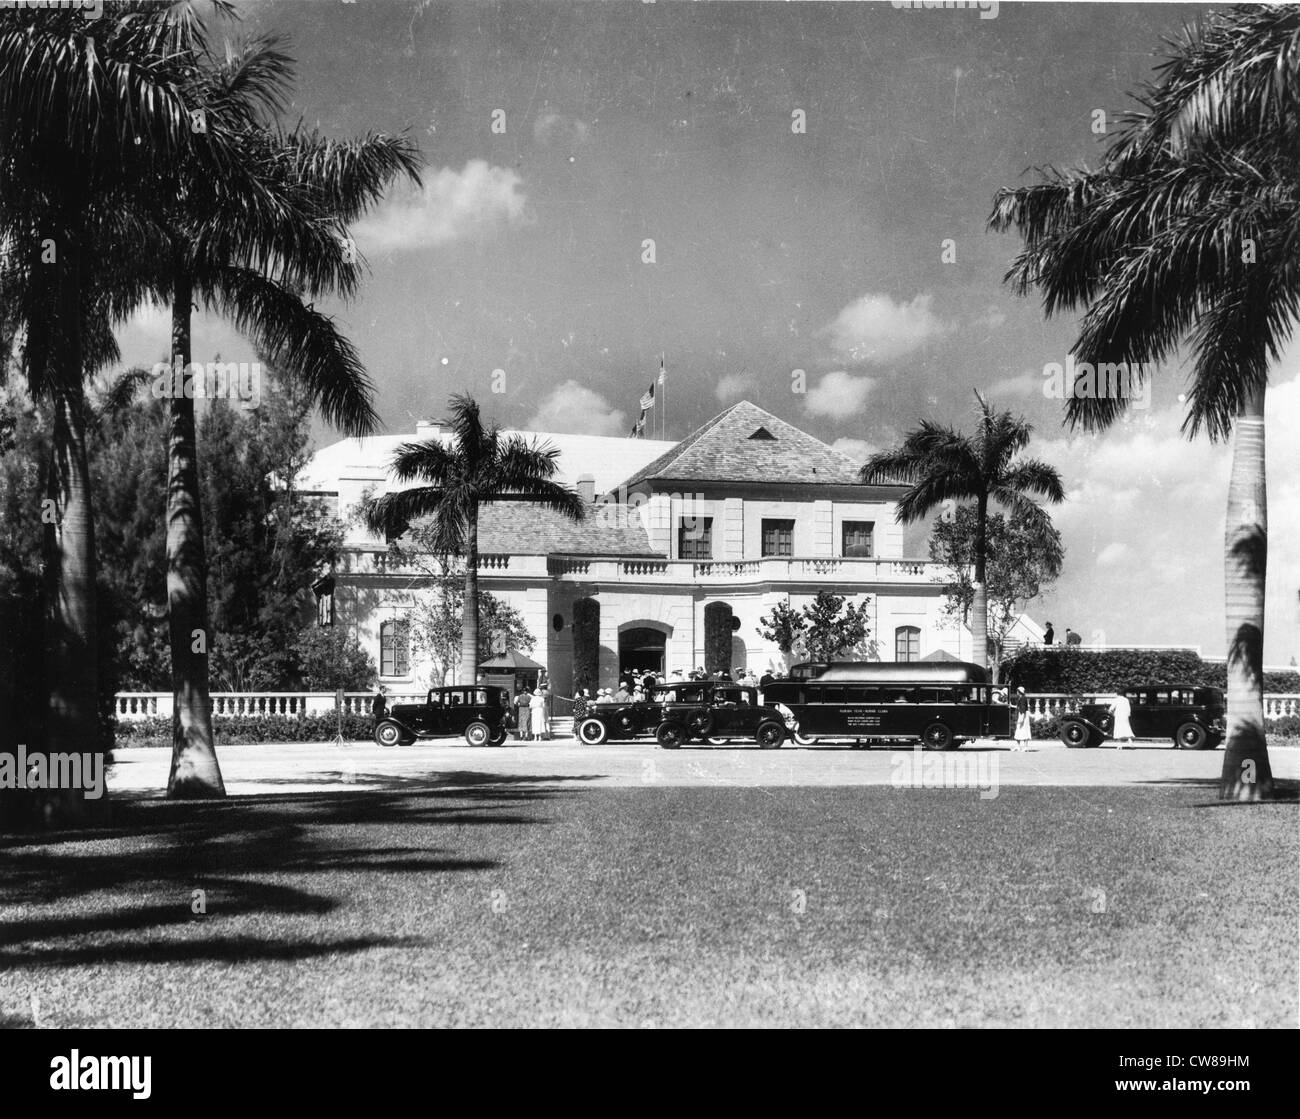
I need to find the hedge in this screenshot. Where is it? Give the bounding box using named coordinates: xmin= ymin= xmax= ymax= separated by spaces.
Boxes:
xmin=113 ymin=712 xmax=375 ymax=749
xmin=1002 ymin=647 xmax=1300 ymax=694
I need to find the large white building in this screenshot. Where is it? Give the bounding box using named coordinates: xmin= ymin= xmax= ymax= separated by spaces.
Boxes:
xmin=297 ymin=401 xmax=972 ymax=693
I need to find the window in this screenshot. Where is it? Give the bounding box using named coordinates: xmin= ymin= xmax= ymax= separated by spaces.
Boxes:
xmin=678 ymin=516 xmax=713 ymax=560
xmin=380 ymin=619 xmax=409 ymax=677
xmin=317 ymin=592 xmax=334 ymax=627
xmin=842 ymin=521 xmax=875 ymax=557
xmin=895 ymin=625 xmax=920 ymax=662
xmin=761 ymin=519 xmax=795 ymax=557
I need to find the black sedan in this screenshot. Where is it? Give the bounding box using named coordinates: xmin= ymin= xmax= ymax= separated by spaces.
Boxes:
xmin=374 ymin=685 xmax=512 ymax=747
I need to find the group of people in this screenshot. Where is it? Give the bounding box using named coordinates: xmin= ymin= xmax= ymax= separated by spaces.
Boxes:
xmin=1008 ymin=684 xmax=1135 ymax=750
xmin=511 ymin=684 xmax=553 ymax=741
xmin=1041 ymin=622 xmax=1082 ymax=646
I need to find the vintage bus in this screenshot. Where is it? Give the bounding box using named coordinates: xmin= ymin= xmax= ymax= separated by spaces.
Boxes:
xmin=761 ymin=661 xmax=1013 ymax=750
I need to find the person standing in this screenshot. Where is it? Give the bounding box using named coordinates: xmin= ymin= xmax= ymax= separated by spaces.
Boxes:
xmin=513 ymin=689 xmax=531 ymax=740
xmin=1012 ymin=686 xmax=1032 ymax=751
xmin=371 ymin=686 xmax=387 ymax=720
xmin=1065 ymin=627 xmax=1082 ymax=646
xmin=1043 ymin=622 xmax=1055 ymax=646
xmin=573 ymin=688 xmax=590 ymax=722
xmin=529 ymin=687 xmax=547 ymax=742
xmin=1109 ymin=692 xmax=1134 ymax=749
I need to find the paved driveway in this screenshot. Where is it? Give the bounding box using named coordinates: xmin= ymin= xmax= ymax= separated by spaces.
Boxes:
xmin=108 ymin=737 xmax=1299 ymax=797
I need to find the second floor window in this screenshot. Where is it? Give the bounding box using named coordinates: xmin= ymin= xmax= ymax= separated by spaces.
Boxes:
xmin=317 ymin=592 xmax=334 ymax=627
xmin=761 ymin=519 xmax=795 ymax=557
xmin=843 ymin=521 xmax=875 ymax=557
xmin=380 ymin=619 xmax=409 ymax=677
xmin=678 ymin=516 xmax=713 ymax=560
xmin=895 ymin=625 xmax=920 ymax=662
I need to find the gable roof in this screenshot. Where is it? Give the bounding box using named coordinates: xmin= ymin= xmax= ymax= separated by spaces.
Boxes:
xmin=616 ymin=401 xmax=868 ymax=489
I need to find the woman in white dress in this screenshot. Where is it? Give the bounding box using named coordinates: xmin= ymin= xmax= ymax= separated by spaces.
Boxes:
xmin=1013 ymin=687 xmax=1032 ymax=751
xmin=1108 ymin=692 xmax=1134 ymax=748
xmin=529 ymin=688 xmax=547 ymax=741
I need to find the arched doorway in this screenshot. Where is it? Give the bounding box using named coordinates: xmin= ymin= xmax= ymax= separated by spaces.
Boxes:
xmin=619 ymin=626 xmax=667 ymax=677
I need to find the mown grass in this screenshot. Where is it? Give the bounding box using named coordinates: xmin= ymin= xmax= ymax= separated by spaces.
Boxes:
xmin=0 ymin=782 xmax=1295 ymax=1028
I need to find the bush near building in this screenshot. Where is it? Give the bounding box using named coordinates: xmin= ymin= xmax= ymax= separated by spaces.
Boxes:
xmin=1002 ymin=647 xmax=1300 ymax=695
xmin=114 ymin=712 xmax=374 ymax=749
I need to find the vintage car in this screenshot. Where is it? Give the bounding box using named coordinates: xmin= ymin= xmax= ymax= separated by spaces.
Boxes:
xmin=1057 ymin=685 xmax=1226 ymax=749
xmin=575 ymin=681 xmax=787 ymax=748
xmin=374 ymin=685 xmax=512 ymax=747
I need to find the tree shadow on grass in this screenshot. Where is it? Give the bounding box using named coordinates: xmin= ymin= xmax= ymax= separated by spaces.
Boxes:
xmin=1133 ymin=776 xmax=1299 ymax=804
xmin=0 ymin=774 xmax=593 ymax=971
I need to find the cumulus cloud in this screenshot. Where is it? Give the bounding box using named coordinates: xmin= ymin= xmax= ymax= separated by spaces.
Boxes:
xmin=825 ymin=292 xmax=949 ymax=365
xmin=1025 ymin=365 xmax=1300 ymax=662
xmin=986 ymin=370 xmax=1041 ymax=398
xmin=526 ymin=381 xmax=626 ymax=437
xmin=533 ymin=111 xmax=590 ymax=148
xmin=1095 ymin=541 xmax=1131 ymax=567
xmin=715 ymin=372 xmax=754 ymax=401
xmin=353 ymin=160 xmax=529 ymax=252
xmin=829 ymin=437 xmax=877 ymax=466
xmin=803 ymin=370 xmax=874 ymax=417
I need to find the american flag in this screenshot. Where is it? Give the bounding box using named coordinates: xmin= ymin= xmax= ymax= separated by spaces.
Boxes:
xmin=640 ymin=383 xmax=655 ymax=411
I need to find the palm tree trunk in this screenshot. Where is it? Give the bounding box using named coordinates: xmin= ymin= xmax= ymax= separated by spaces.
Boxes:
xmin=971 ymin=495 xmax=989 ymax=672
xmin=41 ymin=383 xmax=102 ymax=824
xmin=458 ymin=504 xmax=480 ymax=685
xmin=165 ymin=266 xmax=225 ymax=798
xmin=1219 ymin=387 xmax=1273 ymax=800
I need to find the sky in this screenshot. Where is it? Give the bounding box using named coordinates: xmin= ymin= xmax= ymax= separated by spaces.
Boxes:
xmin=115 ymin=0 xmax=1300 ymax=665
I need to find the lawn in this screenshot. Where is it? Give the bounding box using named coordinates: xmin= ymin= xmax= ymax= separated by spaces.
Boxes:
xmin=0 ymin=780 xmax=1295 ymax=1028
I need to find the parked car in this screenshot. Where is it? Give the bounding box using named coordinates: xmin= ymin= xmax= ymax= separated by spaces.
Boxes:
xmin=1058 ymin=685 xmax=1225 ymax=749
xmin=575 ymin=681 xmax=787 ymax=747
xmin=374 ymin=685 xmax=512 ymax=747
xmin=654 ymin=684 xmax=788 ymax=749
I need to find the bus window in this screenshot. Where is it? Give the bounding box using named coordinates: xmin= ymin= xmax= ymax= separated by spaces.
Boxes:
xmin=822 ymin=687 xmax=846 ymax=703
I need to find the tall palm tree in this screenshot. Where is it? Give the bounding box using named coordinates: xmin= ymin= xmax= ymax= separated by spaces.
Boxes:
xmin=364 ymin=394 xmax=586 ymax=685
xmin=988 ymin=6 xmax=1298 ymax=801
xmin=128 ymin=31 xmax=420 ymax=798
xmin=861 ymin=392 xmax=1065 ymax=672
xmin=0 ymin=3 xmax=233 ymax=818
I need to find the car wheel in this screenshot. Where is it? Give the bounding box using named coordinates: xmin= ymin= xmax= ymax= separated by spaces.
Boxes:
xmin=1175 ymin=722 xmax=1210 ymax=750
xmin=705 ymin=736 xmax=728 ymax=745
xmin=577 ymin=717 xmax=608 ymax=745
xmin=921 ymin=722 xmax=954 ymax=751
xmin=489 ymin=726 xmax=509 ymax=746
xmin=1059 ymin=720 xmax=1091 ymax=748
xmin=464 ymin=721 xmax=491 ymax=747
xmin=374 ymin=720 xmax=405 ymax=747
xmin=656 ymin=722 xmax=685 ymax=749
xmin=755 ymin=721 xmax=785 ymax=749
xmin=687 ymin=710 xmax=715 ymax=738
xmin=612 ymin=707 xmax=639 ymax=737
xmin=791 ymin=726 xmax=819 ymax=746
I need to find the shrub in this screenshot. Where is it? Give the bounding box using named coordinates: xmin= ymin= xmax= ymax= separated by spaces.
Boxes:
xmin=1265 ymin=714 xmax=1300 ymax=737
xmin=114 ymin=712 xmax=375 ymax=749
xmin=1002 ymin=647 xmax=1300 ymax=694
xmin=1031 ymin=714 xmax=1062 ymax=739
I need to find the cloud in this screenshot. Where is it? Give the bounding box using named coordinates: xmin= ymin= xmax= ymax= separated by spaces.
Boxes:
xmin=526 ymin=381 xmax=626 ymax=437
xmin=829 ymin=437 xmax=877 ymax=465
xmin=533 ymin=111 xmax=590 ymax=148
xmin=986 ymin=370 xmax=1041 ymax=398
xmin=825 ymin=292 xmax=949 ymax=365
xmin=1095 ymin=541 xmax=1131 ymax=567
xmin=715 ymin=373 xmax=754 ymax=401
xmin=803 ymin=370 xmax=874 ymax=417
xmin=353 ymin=160 xmax=529 ymax=252
xmin=970 ymin=306 xmax=1007 ymax=332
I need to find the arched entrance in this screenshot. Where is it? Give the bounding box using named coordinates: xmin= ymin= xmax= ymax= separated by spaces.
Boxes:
xmin=619 ymin=626 xmax=667 ymax=677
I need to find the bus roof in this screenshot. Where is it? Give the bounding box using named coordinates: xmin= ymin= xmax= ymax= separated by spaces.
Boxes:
xmin=787 ymin=661 xmax=991 ymax=684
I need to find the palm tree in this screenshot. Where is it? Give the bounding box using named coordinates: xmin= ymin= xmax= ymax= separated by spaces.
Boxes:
xmin=861 ymin=392 xmax=1065 ymax=672
xmin=364 ymin=394 xmax=586 ymax=685
xmin=127 ymin=32 xmax=420 ymax=798
xmin=0 ymin=3 xmax=233 ymax=817
xmin=988 ymin=6 xmax=1298 ymax=801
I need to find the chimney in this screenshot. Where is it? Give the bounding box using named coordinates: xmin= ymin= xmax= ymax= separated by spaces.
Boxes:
xmin=576 ymin=474 xmax=595 ymax=504
xmin=415 ymin=418 xmax=442 ymax=441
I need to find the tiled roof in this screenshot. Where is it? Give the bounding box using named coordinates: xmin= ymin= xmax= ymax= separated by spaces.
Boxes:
xmin=476 ymin=502 xmax=662 ymax=557
xmin=616 ymin=401 xmax=867 ymax=488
